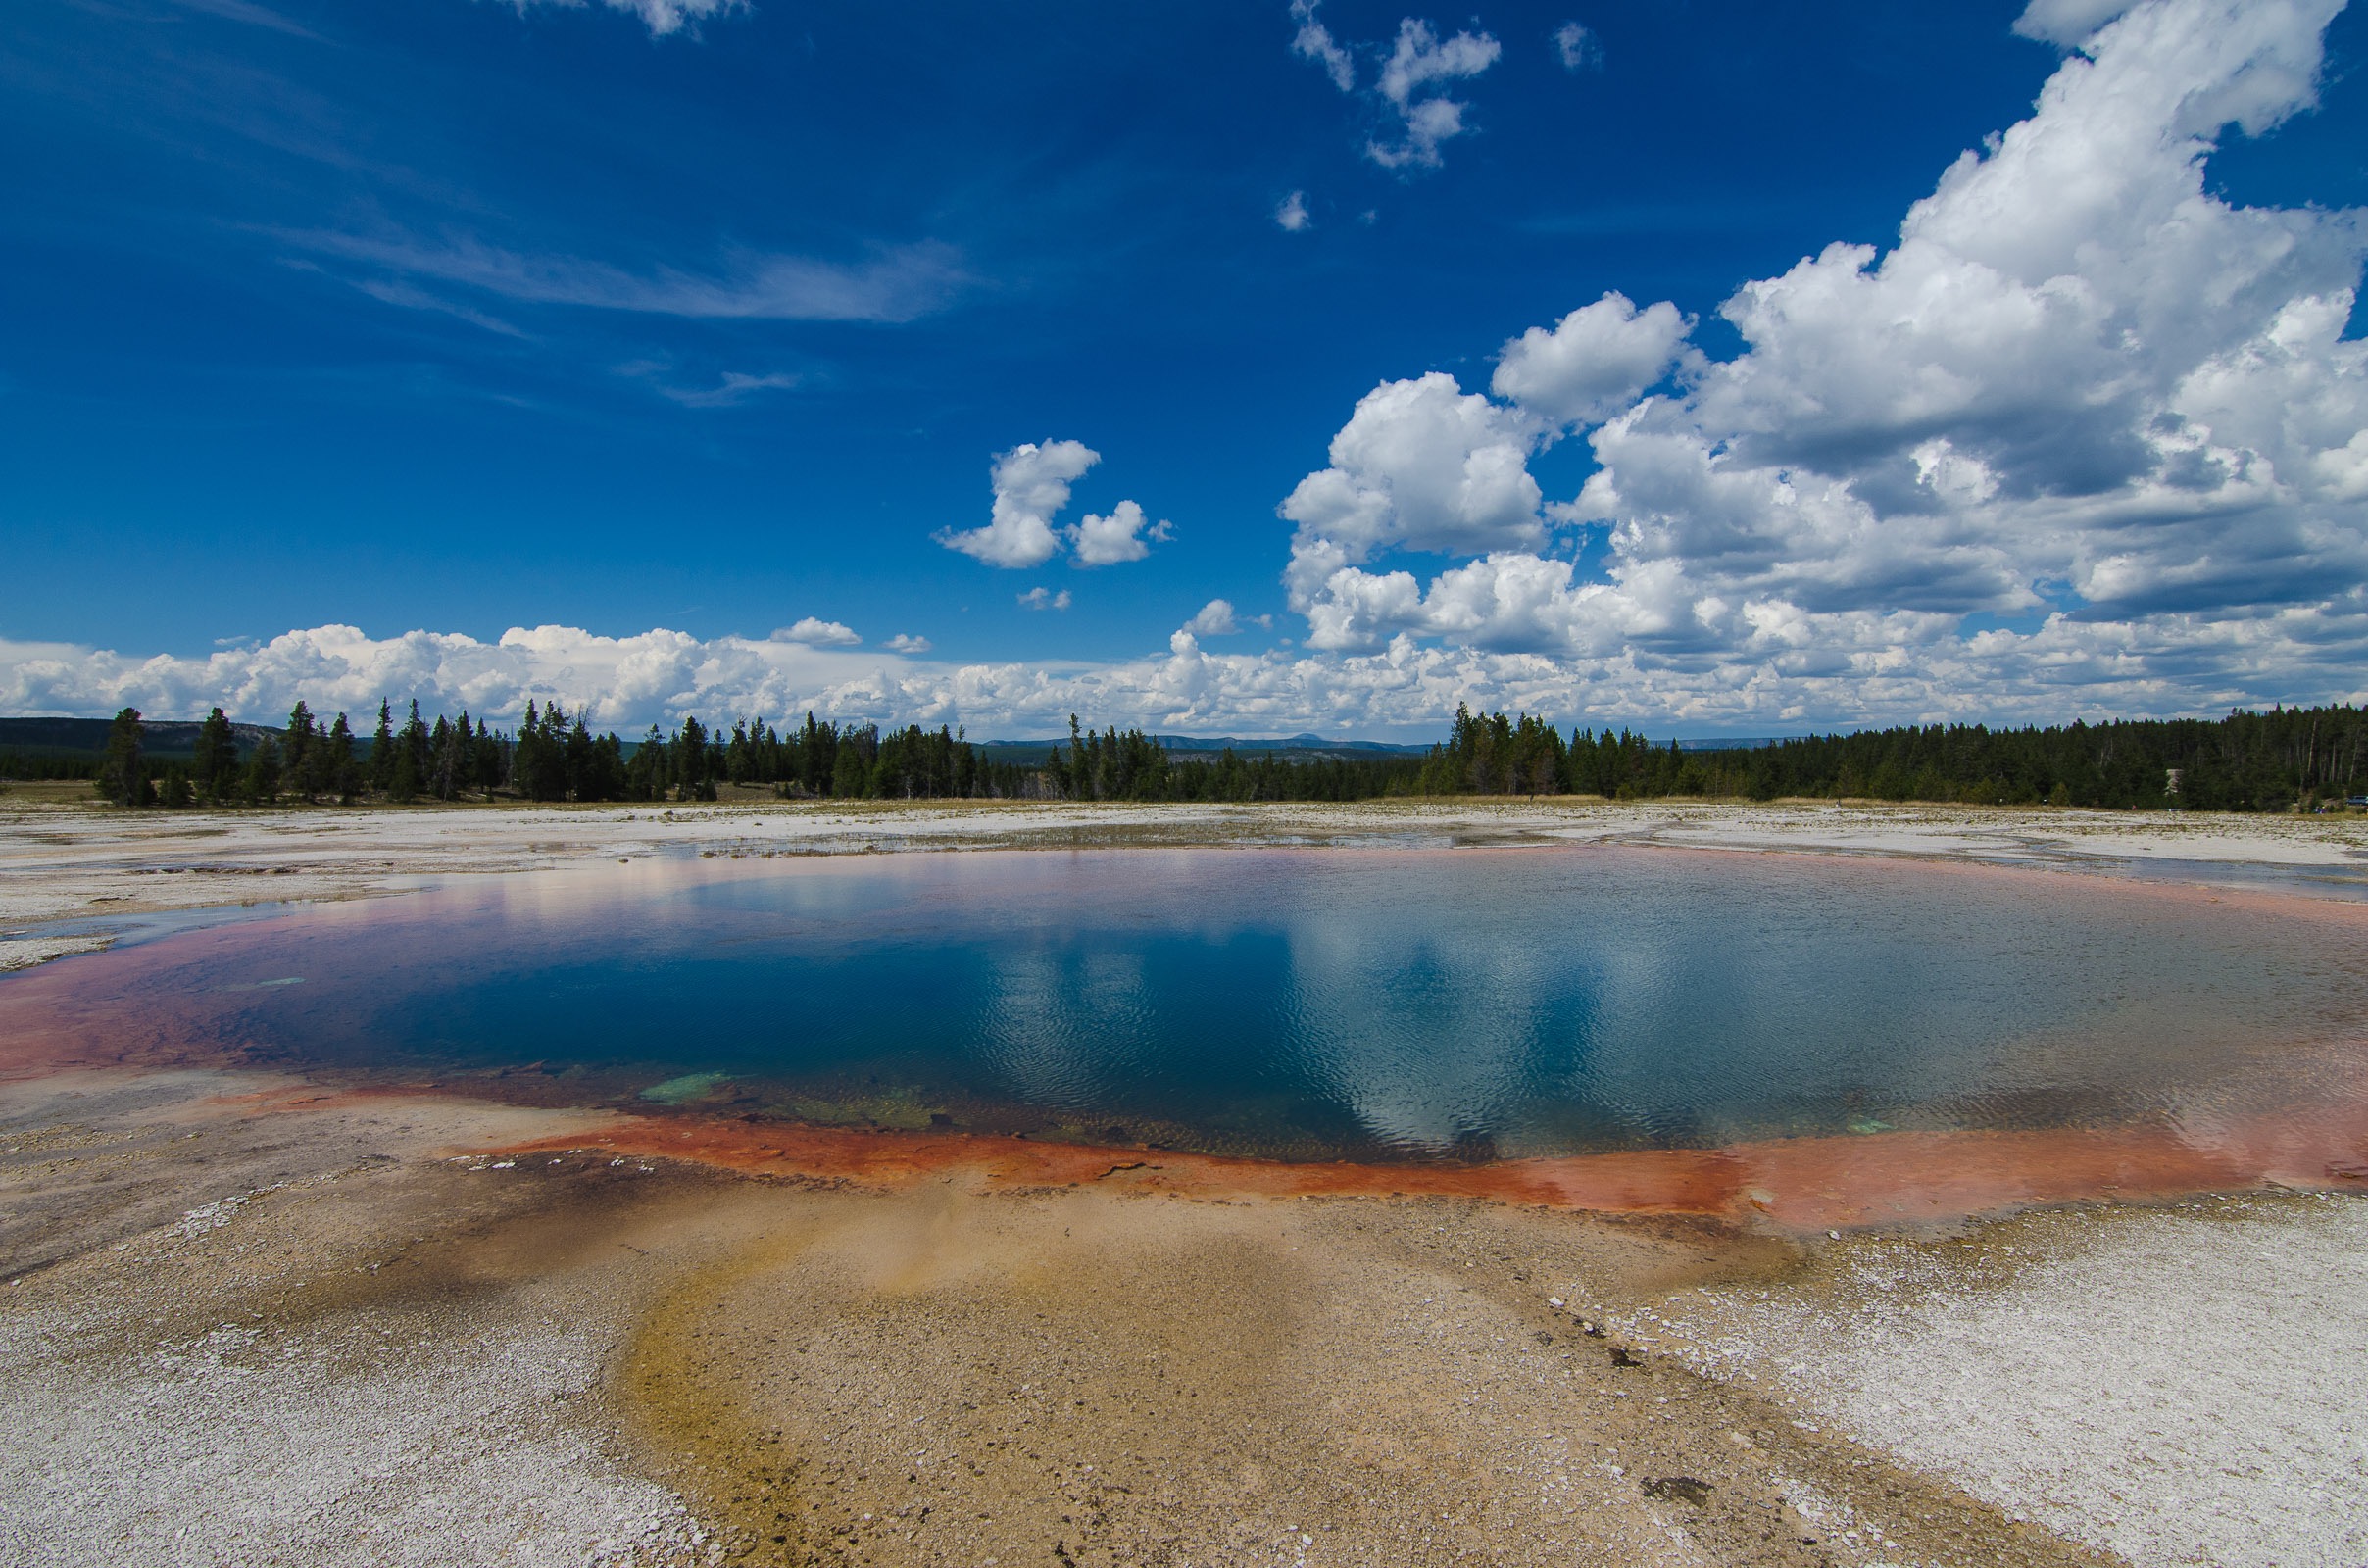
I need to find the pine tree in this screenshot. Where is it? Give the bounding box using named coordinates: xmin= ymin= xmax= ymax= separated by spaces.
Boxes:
xmin=302 ymin=710 xmax=337 ymax=801
xmin=283 ymin=701 xmax=316 ymax=802
xmin=627 ymin=725 xmax=665 ymax=801
xmin=674 ymin=715 xmax=710 ymax=801
xmin=100 ymin=708 xmax=146 ymax=807
xmin=399 ymin=701 xmax=429 ymax=799
xmin=192 ymin=708 xmax=237 ymax=804
xmin=386 ymin=702 xmax=426 ymax=804
xmin=323 ymin=713 xmax=360 ymax=803
xmin=242 ymin=733 xmax=281 ymax=804
xmin=452 ymin=714 xmax=475 ymax=797
xmin=429 ymin=715 xmax=456 ymax=800
xmin=469 ymin=714 xmax=506 ymax=795
xmin=370 ymin=700 xmax=395 ymax=792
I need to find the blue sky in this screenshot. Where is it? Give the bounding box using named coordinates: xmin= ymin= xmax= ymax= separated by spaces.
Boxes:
xmin=3 ymin=0 xmax=2365 ymax=736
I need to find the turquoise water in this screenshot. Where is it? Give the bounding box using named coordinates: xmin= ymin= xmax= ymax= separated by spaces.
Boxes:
xmin=14 ymin=847 xmax=2366 ymax=1160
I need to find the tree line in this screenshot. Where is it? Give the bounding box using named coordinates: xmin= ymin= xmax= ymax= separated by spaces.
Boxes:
xmin=1418 ymin=702 xmax=2365 ymax=811
xmin=76 ymin=700 xmax=1425 ymax=807
xmin=81 ymin=701 xmax=1047 ymax=807
xmin=54 ymin=697 xmax=2368 ymax=813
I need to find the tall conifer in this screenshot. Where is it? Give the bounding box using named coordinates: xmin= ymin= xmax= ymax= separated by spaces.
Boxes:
xmin=370 ymin=700 xmax=395 ymax=792
xmin=100 ymin=708 xmax=146 ymax=807
xmin=283 ymin=701 xmax=316 ymax=802
xmin=242 ymin=733 xmax=281 ymax=804
xmin=324 ymin=713 xmax=359 ymax=803
xmin=192 ymin=708 xmax=236 ymax=804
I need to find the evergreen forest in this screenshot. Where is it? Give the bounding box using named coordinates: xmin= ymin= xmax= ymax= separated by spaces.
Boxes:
xmin=21 ymin=696 xmax=2366 ymax=814
xmin=1416 ymin=703 xmax=2363 ymax=811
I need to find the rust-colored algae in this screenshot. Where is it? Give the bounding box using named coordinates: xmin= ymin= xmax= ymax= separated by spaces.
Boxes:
xmin=473 ymin=1092 xmax=2368 ymax=1233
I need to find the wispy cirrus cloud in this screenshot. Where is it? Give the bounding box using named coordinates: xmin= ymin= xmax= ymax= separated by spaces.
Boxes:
xmin=659 ymin=370 xmax=798 ymax=408
xmin=613 ymin=363 xmax=801 ymax=407
xmin=291 ymin=229 xmax=968 ymax=323
xmin=162 ymin=0 xmax=325 ymax=40
xmin=348 ymin=276 xmax=528 ymax=338
xmin=499 ymin=0 xmax=749 ymax=40
xmin=1288 ymin=0 xmax=1355 ymax=92
xmin=1552 ymin=21 xmax=1597 ymax=72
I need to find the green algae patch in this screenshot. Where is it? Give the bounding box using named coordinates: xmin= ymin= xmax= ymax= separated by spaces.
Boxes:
xmin=642 ymin=1071 xmax=731 ymax=1105
xmin=778 ymin=1088 xmax=941 ymax=1130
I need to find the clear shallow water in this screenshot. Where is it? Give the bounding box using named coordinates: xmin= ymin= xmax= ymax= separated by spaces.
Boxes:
xmin=8 ymin=847 xmax=2367 ymax=1161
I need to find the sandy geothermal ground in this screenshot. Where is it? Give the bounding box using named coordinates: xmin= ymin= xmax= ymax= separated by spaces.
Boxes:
xmin=1 ymin=792 xmax=2365 ymax=1567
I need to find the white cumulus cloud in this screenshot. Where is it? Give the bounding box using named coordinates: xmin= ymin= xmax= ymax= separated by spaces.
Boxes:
xmin=1017 ymin=588 xmax=1073 ymax=612
xmin=1368 ymin=19 xmax=1501 ymax=170
xmin=1491 ymin=292 xmax=1696 ymax=428
xmin=1279 ymin=371 xmax=1548 ymax=639
xmin=2012 ymin=0 xmax=2142 ymax=46
xmin=1276 ymin=190 xmax=1312 ymax=232
xmin=940 ymin=441 xmax=1168 ymax=570
xmin=770 ymin=617 xmax=860 ymax=648
xmin=1070 ymin=500 xmax=1173 ymax=567
xmin=1183 ymin=600 xmax=1241 ymax=636
xmin=938 ymin=440 xmax=1101 ymax=568
xmin=885 ymin=633 xmax=932 ymax=654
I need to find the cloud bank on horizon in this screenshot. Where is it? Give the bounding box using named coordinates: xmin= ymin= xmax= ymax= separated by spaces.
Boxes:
xmin=3 ymin=0 xmax=2363 ymax=737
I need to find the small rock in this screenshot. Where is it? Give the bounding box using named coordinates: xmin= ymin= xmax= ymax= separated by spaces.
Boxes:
xmin=1642 ymin=1476 xmax=1713 ymax=1507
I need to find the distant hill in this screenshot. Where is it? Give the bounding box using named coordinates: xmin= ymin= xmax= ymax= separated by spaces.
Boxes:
xmin=978 ymin=730 xmax=1786 ymax=764
xmin=0 ymin=715 xmax=279 ymax=760
xmin=975 ymin=732 xmax=1433 ymax=765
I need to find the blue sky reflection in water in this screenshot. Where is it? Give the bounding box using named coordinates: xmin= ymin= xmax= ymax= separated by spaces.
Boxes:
xmin=44 ymin=848 xmax=2368 ymax=1161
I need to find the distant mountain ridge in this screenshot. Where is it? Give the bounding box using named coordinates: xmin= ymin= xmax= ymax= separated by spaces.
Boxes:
xmin=1152 ymin=732 xmax=1431 ymax=755
xmin=973 ymin=732 xmax=1435 ymax=765
xmin=0 ymin=715 xmax=280 ymax=759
